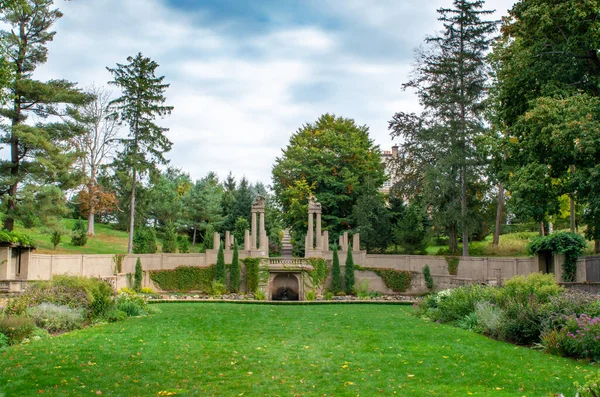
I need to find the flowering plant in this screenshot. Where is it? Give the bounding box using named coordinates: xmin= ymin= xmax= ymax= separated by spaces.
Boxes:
xmin=542 ymin=314 xmax=600 ymax=360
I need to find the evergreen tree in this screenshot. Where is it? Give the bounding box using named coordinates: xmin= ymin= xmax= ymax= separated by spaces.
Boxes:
xmin=233 ymin=217 xmax=249 ymax=249
xmin=230 ymin=242 xmax=240 ymax=292
xmin=352 ymin=193 xmax=393 ymax=253
xmin=214 ymin=241 xmax=226 ymax=285
xmin=133 ymin=257 xmax=143 ymax=292
xmin=344 ymin=246 xmax=355 ymax=294
xmin=330 ymin=245 xmax=341 ymax=294
xmin=389 ymin=0 xmax=496 ymax=255
xmin=162 ymin=222 xmax=177 ymax=253
xmin=107 ymin=53 xmax=173 ymax=254
xmin=204 ymin=223 xmax=215 ymax=250
xmin=0 ymin=0 xmax=91 ymax=230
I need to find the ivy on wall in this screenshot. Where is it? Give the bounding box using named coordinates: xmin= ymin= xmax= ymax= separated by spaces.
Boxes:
xmin=243 ymin=258 xmax=261 ymax=293
xmin=445 ymin=257 xmax=460 ymax=275
xmin=307 ymin=258 xmax=328 ymax=292
xmin=149 ymin=265 xmax=215 ymax=293
xmin=356 ymin=266 xmax=413 ymax=293
xmin=527 ymin=232 xmax=587 ymax=282
xmin=0 ymin=230 xmax=36 ymax=248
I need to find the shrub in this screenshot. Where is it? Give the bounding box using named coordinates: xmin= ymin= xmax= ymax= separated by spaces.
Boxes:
xmin=423 ymin=265 xmax=434 ymax=290
xmin=306 ymin=290 xmax=316 ymax=301
xmin=28 ymin=303 xmax=84 ymax=333
xmin=70 ymin=219 xmax=87 ymax=246
xmin=162 ymin=223 xmax=178 ymax=253
xmin=254 ymin=289 xmax=266 ymax=301
xmin=324 ymin=291 xmax=334 ymax=300
xmin=542 ymin=314 xmax=600 ymax=361
xmin=230 ymin=243 xmax=240 ymax=293
xmin=117 ymin=300 xmax=143 ymax=317
xmin=133 ymin=257 xmax=143 ymax=292
xmin=330 ymin=246 xmax=341 ymax=294
xmin=115 ymin=291 xmax=147 ymax=316
xmin=150 ymin=266 xmax=215 ymax=293
xmin=140 ymin=287 xmax=154 ymax=294
xmin=105 ymin=309 xmax=128 ymax=323
xmin=498 ymin=272 xmax=562 ymax=305
xmin=355 ymin=279 xmax=369 ymax=296
xmin=133 ymin=227 xmax=157 ymax=254
xmin=0 ymin=332 xmax=8 ymax=349
xmin=457 ymin=312 xmax=478 ymax=331
xmin=527 ymin=231 xmax=587 ymax=282
xmin=214 ymin=242 xmax=226 ymax=285
xmin=445 ymin=257 xmax=460 ymax=275
xmin=344 ymin=248 xmax=355 ymax=294
xmin=0 ymin=316 xmax=35 ymax=345
xmin=50 ymin=229 xmax=62 ymax=250
xmin=575 ymin=370 xmax=600 ymax=397
xmin=418 ymin=285 xmax=496 ymax=324
xmin=177 ymin=234 xmax=190 ymax=253
xmin=498 ymin=297 xmax=544 ymax=345
xmin=204 ymin=224 xmax=215 ymax=250
xmin=474 ymin=301 xmax=503 ymax=337
xmin=211 ymin=281 xmax=226 ymax=296
xmin=3 ymin=295 xmax=33 ymax=316
xmin=244 ymin=258 xmax=260 ymax=293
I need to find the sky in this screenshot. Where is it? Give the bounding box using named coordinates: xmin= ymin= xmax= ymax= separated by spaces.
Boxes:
xmin=29 ymin=0 xmax=516 ymax=186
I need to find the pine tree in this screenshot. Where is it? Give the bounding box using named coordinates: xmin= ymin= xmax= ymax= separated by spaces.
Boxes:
xmin=214 ymin=241 xmax=226 ymax=285
xmin=389 ymin=0 xmax=496 ymax=256
xmin=133 ymin=257 xmax=143 ymax=292
xmin=344 ymin=246 xmax=355 ymax=294
xmin=330 ymin=245 xmax=341 ymax=294
xmin=107 ymin=53 xmax=173 ymax=254
xmin=230 ymin=242 xmax=240 ymax=293
xmin=0 ymin=0 xmax=91 ymax=230
xmin=162 ymin=222 xmax=177 ymax=253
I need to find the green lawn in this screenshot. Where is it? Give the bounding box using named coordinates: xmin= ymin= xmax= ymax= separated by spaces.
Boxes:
xmin=1 ymin=304 xmax=596 ymax=396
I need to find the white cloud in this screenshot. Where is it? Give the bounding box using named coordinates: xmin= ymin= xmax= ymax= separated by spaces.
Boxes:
xmin=23 ymin=0 xmax=516 ymax=185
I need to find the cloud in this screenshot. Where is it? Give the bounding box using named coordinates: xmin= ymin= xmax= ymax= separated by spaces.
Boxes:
xmin=25 ymin=0 xmax=516 ymax=185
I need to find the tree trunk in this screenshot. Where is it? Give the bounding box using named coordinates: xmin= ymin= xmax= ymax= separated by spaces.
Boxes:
xmin=539 ymin=221 xmax=545 ymax=236
xmin=493 ymin=183 xmax=504 ymax=246
xmin=127 ymin=168 xmax=137 ymax=254
xmin=87 ymin=210 xmax=95 ymax=236
xmin=192 ymin=226 xmax=197 ymax=245
xmin=461 ymin=166 xmax=469 ymax=257
xmin=448 ymin=224 xmax=458 ymax=253
xmin=595 ymin=239 xmax=599 ymax=254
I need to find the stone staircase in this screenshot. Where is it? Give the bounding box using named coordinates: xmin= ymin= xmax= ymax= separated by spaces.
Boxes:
xmin=281 ymin=229 xmax=293 ymax=257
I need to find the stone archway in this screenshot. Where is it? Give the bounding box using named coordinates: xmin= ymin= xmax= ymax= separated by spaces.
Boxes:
xmin=271 ymin=273 xmax=300 ymax=301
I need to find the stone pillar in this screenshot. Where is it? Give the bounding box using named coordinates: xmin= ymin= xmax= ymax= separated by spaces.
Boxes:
xmin=251 ymin=211 xmax=257 ymax=250
xmin=244 ymin=230 xmax=251 ymax=251
xmin=307 ymin=211 xmax=314 ymax=250
xmin=353 ymin=233 xmax=360 ymax=252
xmin=259 ymin=212 xmax=266 ymax=250
xmin=230 ymin=234 xmax=235 ymax=248
xmin=343 ymin=232 xmax=349 ymax=251
xmin=322 ymin=231 xmax=329 ymax=251
xmin=225 ymin=231 xmax=231 ymax=249
xmin=339 ymin=235 xmax=344 ymax=250
xmin=213 ymin=232 xmax=220 ymax=250
xmin=316 ymin=212 xmax=322 ymax=250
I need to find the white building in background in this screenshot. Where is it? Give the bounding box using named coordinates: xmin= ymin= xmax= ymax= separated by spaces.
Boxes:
xmin=380 ymin=144 xmax=399 ymax=194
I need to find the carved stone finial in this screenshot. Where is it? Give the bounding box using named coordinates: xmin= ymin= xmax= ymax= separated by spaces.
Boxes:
xmin=308 ymin=195 xmax=321 ymax=213
xmin=252 ymin=195 xmax=266 ymax=211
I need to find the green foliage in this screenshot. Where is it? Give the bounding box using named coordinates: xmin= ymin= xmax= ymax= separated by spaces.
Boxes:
xmin=324 ymin=291 xmax=334 ymax=300
xmin=28 ymin=303 xmax=84 ymax=333
xmin=113 ymin=254 xmax=126 ymax=274
xmin=352 ymin=193 xmax=392 ymax=253
xmin=0 ymin=332 xmax=8 ymax=349
xmin=229 ymin=243 xmax=240 ymax=293
xmin=233 ymin=217 xmax=249 ymax=249
xmin=115 ymin=291 xmax=147 ymax=317
xmin=0 ymin=316 xmax=35 ymax=345
xmin=445 ymin=257 xmax=460 ymax=276
xmin=70 ymin=219 xmax=88 ymax=247
xmin=0 ymin=229 xmax=35 ymax=247
xmin=133 ymin=227 xmax=157 ymax=254
xmin=244 ymin=258 xmax=261 ymax=293
xmin=149 ymin=266 xmax=215 ymax=293
xmin=344 ymin=248 xmax=355 ymax=294
xmin=307 ymin=258 xmax=327 ymax=292
xmin=253 ymin=289 xmax=266 ymax=301
xmin=105 ymin=309 xmax=128 ymax=323
xmin=211 ymin=281 xmax=226 ymax=296
xmin=414 ymin=284 xmax=496 ymax=324
xmin=393 ymin=201 xmax=429 ymax=255
xmin=542 ymin=314 xmax=600 ymax=361
xmin=214 ymin=242 xmax=226 ymax=285
xmin=575 ymin=370 xmax=600 ymax=397
xmin=359 ymin=267 xmax=412 ymax=293
xmin=423 ymin=265 xmax=434 ymax=290
xmin=161 ymin=222 xmax=177 ymax=253
xmin=498 ymin=273 xmax=563 ymax=305
xmin=50 ymin=229 xmax=61 ymax=250
xmin=330 ymin=246 xmax=341 ymax=294
xmin=527 ymin=232 xmax=587 ymax=282
xmin=177 ymin=234 xmax=190 ymax=253
xmin=272 ymin=114 xmax=385 ymax=237
xmin=133 ymin=257 xmax=143 ymax=292
xmin=203 ymin=223 xmax=215 ymax=250
xmin=305 ymin=290 xmax=316 ymax=301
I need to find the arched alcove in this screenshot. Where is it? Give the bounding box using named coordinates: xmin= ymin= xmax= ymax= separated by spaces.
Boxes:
xmin=271 ymin=273 xmax=300 ymax=301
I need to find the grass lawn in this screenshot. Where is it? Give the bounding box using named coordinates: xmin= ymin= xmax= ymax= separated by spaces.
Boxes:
xmin=1 ymin=304 xmax=596 ymax=396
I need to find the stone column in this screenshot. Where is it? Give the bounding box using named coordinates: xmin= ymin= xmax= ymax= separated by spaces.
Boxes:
xmin=353 ymin=233 xmax=360 ymax=252
xmin=251 ymin=211 xmax=257 ymax=250
xmin=244 ymin=230 xmax=251 ymax=251
xmin=316 ymin=212 xmax=322 ymax=250
xmin=322 ymin=230 xmax=329 ymax=251
xmin=343 ymin=232 xmax=349 ymax=251
xmin=339 ymin=235 xmax=344 ymax=250
xmin=259 ymin=212 xmax=266 ymax=250
xmin=307 ymin=211 xmax=314 ymax=250
xmin=225 ymin=231 xmax=231 ymax=249
xmin=213 ymin=232 xmax=220 ymax=250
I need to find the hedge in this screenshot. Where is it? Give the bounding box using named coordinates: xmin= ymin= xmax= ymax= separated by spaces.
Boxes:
xmin=149 ymin=266 xmax=215 ymax=293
